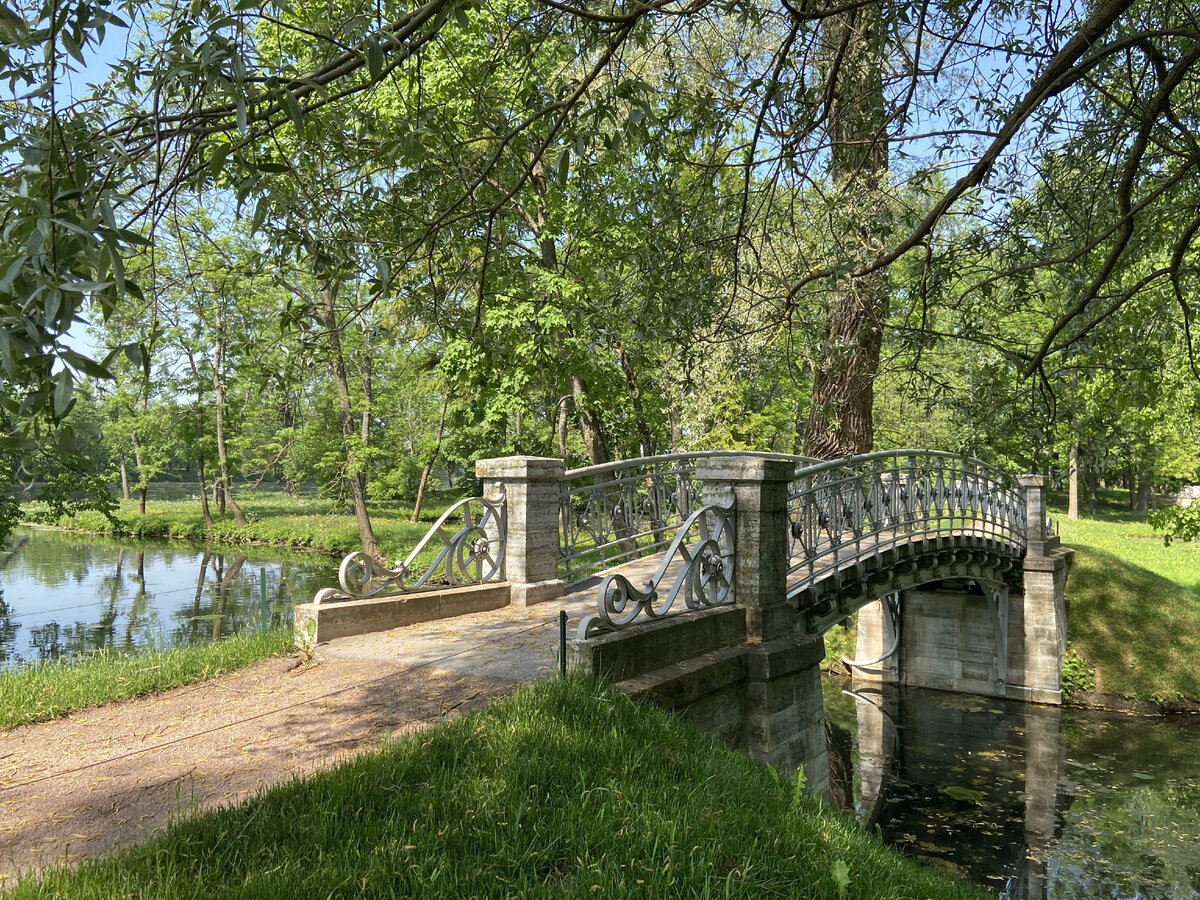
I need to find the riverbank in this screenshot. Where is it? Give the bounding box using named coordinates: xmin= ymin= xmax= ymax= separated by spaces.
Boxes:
xmin=1056 ymin=512 xmax=1200 ymax=705
xmin=6 ymin=676 xmax=989 ymax=899
xmin=19 ymin=495 xmax=449 ymax=559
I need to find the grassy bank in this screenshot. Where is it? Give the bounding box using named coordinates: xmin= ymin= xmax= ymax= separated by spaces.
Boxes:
xmin=0 ymin=629 xmax=294 ymax=731
xmin=20 ymin=495 xmax=448 ymax=558
xmin=1056 ymin=513 xmax=1200 ymax=703
xmin=9 ymin=677 xmax=987 ymax=900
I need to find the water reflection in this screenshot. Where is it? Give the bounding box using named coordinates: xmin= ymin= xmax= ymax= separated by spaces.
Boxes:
xmin=824 ymin=681 xmax=1200 ymax=899
xmin=0 ymin=527 xmax=334 ymax=665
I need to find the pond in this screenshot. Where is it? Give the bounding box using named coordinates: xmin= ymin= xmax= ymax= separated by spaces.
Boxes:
xmin=824 ymin=680 xmax=1200 ymax=899
xmin=0 ymin=526 xmax=336 ymax=666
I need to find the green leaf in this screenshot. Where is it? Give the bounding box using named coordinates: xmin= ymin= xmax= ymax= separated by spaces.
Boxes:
xmin=53 ymin=368 xmax=74 ymax=419
xmin=61 ymin=350 xmax=113 ymax=380
xmin=284 ymin=90 xmax=304 ymax=132
xmin=366 ymin=38 xmax=384 ymax=81
xmin=556 ymin=148 xmax=569 ymax=186
xmin=830 ymin=859 xmax=851 ymax=896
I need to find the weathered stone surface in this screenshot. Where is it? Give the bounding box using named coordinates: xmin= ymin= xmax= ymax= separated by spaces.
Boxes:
xmin=569 ymin=605 xmax=747 ymax=683
xmin=293 ymin=583 xmax=511 ymax=645
xmin=697 ymin=457 xmax=795 ymax=641
xmin=477 ymin=455 xmax=564 ymax=588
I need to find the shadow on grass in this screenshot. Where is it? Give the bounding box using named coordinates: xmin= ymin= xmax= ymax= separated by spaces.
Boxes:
xmin=1067 ymin=543 xmax=1200 ymax=700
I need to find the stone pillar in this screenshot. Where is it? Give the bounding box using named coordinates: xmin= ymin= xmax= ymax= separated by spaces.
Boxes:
xmin=476 ymin=456 xmax=565 ymax=607
xmin=1012 ymin=475 xmax=1072 ymax=705
xmin=696 ymin=456 xmax=795 ymax=641
xmin=698 ymin=455 xmax=828 ymax=795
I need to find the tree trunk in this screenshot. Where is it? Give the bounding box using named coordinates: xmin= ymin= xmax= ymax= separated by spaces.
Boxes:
xmin=211 ymin=308 xmax=247 ymax=526
xmin=320 ymin=283 xmax=380 ymax=560
xmin=556 ymin=395 xmax=570 ymax=460
xmin=196 ymin=437 xmax=214 ymax=532
xmin=1068 ymin=369 xmax=1080 ymax=520
xmin=572 ymin=375 xmax=610 ymax=466
xmin=412 ymin=395 xmax=449 ymax=523
xmin=281 ymin=395 xmax=300 ymax=498
xmin=131 ymin=434 xmax=147 ymax=515
xmin=1086 ymin=453 xmax=1099 ymax=516
xmin=619 ymin=347 xmax=655 ymax=457
xmin=119 ymin=454 xmax=130 ymax=501
xmin=1068 ymin=439 xmax=1080 ymax=520
xmin=805 ymin=0 xmax=888 ymax=460
xmin=1134 ymin=465 xmax=1154 ymax=514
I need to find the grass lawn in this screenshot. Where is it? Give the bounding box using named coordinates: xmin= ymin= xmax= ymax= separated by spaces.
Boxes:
xmin=8 ymin=677 xmax=989 ymax=900
xmin=1054 ymin=501 xmax=1200 ymax=702
xmin=20 ymin=493 xmax=463 ymax=559
xmin=0 ymin=629 xmax=295 ymax=731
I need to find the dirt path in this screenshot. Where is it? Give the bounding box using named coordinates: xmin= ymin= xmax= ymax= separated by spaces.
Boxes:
xmin=0 ymin=656 xmax=516 ymax=879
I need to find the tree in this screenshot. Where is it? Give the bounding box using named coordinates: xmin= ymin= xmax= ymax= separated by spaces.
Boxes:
xmin=5 ymin=0 xmax=1200 ymax=518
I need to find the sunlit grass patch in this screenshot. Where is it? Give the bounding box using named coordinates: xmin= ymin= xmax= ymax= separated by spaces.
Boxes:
xmin=9 ymin=678 xmax=989 ymax=899
xmin=0 ymin=629 xmax=295 ymax=731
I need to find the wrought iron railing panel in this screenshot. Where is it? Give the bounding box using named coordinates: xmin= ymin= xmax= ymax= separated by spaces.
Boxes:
xmin=559 ymin=451 xmax=815 ymax=584
xmin=577 ymin=495 xmax=736 ymax=638
xmin=786 ymin=451 xmax=1025 ymax=594
xmin=314 ymin=493 xmax=505 ymax=604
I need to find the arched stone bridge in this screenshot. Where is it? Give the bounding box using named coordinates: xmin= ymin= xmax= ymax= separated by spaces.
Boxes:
xmin=302 ymin=449 xmax=1073 ymax=797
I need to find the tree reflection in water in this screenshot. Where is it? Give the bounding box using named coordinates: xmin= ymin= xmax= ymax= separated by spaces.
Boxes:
xmin=824 ymin=681 xmax=1200 ymax=899
xmin=0 ymin=528 xmax=331 ymax=665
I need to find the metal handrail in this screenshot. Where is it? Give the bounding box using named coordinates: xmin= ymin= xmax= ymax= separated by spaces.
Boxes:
xmin=314 ymin=492 xmax=506 ymax=604
xmin=785 ymin=450 xmax=1025 ymax=596
xmin=565 ymin=450 xmax=820 ymax=480
xmin=577 ymin=493 xmax=736 ymax=638
xmin=560 ymin=450 xmax=819 ymax=584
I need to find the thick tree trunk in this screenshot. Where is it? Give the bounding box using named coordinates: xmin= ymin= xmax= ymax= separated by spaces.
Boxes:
xmin=412 ymin=396 xmax=449 ymax=523
xmin=1134 ymin=465 xmax=1154 ymax=514
xmin=805 ymin=0 xmax=888 ymax=459
xmin=320 ymin=283 xmax=380 ymax=560
xmin=572 ymin=376 xmax=610 ymax=466
xmin=211 ymin=310 xmax=247 ymax=526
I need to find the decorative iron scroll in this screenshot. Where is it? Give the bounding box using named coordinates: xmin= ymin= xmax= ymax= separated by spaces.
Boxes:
xmin=314 ymin=493 xmax=505 ymax=604
xmin=560 ymin=451 xmax=812 ymax=585
xmin=576 ymin=495 xmax=735 ymax=638
xmin=786 ymin=450 xmax=1025 ymax=592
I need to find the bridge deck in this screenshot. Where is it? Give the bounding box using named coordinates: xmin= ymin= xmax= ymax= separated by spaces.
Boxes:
xmin=315 ymin=556 xmax=667 ymax=681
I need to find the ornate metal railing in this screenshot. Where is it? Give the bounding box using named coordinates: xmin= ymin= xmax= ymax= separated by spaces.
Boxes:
xmin=786 ymin=450 xmax=1025 ymax=591
xmin=559 ymin=451 xmax=814 ymax=584
xmin=314 ymin=493 xmax=505 ymax=604
xmin=577 ymin=494 xmax=735 ymax=638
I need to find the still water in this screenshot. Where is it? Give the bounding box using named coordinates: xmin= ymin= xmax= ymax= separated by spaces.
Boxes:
xmin=824 ymin=681 xmax=1200 ymax=899
xmin=0 ymin=526 xmax=335 ymax=666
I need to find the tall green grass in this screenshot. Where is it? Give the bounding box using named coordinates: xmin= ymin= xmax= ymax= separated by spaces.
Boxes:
xmin=0 ymin=629 xmax=294 ymax=731
xmin=9 ymin=677 xmax=988 ymax=899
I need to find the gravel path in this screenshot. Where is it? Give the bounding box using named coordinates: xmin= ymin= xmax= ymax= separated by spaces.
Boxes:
xmin=0 ymin=577 xmax=615 ymax=881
